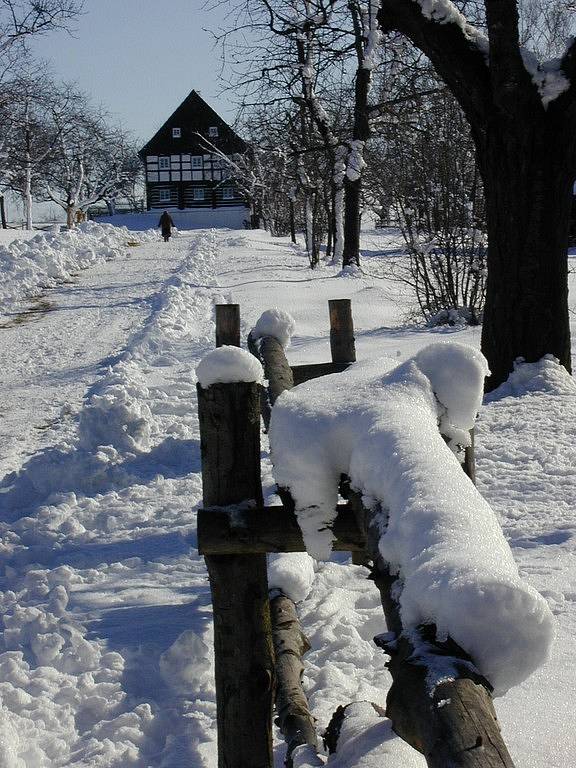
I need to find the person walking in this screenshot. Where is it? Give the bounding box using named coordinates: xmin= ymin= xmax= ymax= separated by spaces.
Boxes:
xmin=158 ymin=210 xmax=175 ymax=242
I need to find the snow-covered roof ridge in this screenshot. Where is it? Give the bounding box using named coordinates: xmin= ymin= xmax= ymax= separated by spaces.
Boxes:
xmin=196 ymin=345 xmax=264 ymax=388
xmin=269 ymin=343 xmax=554 ymax=695
xmin=251 ymin=307 xmax=296 ymax=349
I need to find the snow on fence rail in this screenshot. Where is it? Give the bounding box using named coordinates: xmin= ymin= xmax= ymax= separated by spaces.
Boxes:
xmin=195 ymin=301 xmax=553 ymax=768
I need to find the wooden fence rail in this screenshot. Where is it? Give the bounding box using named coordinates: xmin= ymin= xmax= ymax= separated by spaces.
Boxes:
xmin=197 ymin=301 xmax=513 ymax=768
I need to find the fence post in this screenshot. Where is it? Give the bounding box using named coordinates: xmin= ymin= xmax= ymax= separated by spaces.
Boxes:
xmin=329 ymin=299 xmax=363 ymax=564
xmin=198 ymin=382 xmax=274 ymax=768
xmin=215 ymin=304 xmax=241 ymax=348
xmin=329 ymin=299 xmax=356 ymax=365
xmin=196 ymin=307 xmax=274 ymax=768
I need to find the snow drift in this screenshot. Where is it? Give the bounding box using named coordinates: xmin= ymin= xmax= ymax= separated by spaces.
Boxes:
xmin=0 ymin=221 xmax=159 ymax=314
xmin=269 ymin=342 xmax=554 ymax=694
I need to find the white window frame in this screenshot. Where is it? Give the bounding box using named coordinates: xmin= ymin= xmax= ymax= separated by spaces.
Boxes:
xmin=193 ymin=188 xmax=205 ymax=201
xmin=159 ymin=189 xmax=171 ymax=202
xmin=208 ymin=126 xmax=219 ymax=138
xmin=222 ymin=186 xmax=234 ymax=200
xmin=159 ymin=157 xmax=170 ymax=170
xmin=172 ymin=127 xmax=181 ymax=138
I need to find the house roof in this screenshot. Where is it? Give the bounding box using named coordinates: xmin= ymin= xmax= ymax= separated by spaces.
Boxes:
xmin=138 ymin=90 xmax=246 ymax=158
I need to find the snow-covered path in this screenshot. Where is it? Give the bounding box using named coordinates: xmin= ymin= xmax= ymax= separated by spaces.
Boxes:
xmin=1 ymin=239 xmax=181 ymax=475
xmin=0 ymin=227 xmax=575 ymax=767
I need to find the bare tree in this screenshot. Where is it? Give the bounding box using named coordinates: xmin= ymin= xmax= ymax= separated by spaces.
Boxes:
xmin=40 ymin=97 xmax=142 ymax=228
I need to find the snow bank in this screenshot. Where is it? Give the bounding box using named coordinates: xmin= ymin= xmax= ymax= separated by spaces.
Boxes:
xmin=196 ymin=346 xmax=264 ymax=388
xmin=488 ymin=355 xmax=576 ymax=399
xmin=269 ymin=342 xmax=554 ymax=694
xmin=251 ymin=307 xmax=296 ymax=349
xmin=78 ymin=360 xmax=157 ymax=454
xmin=0 ymin=221 xmax=159 ymax=314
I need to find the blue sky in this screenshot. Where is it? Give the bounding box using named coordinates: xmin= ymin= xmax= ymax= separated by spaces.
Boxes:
xmin=30 ymin=0 xmax=237 ymax=146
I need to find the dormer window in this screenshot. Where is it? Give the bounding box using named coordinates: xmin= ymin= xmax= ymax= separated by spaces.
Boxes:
xmin=172 ymin=127 xmax=181 ymax=138
xmin=208 ymin=126 xmax=218 ymax=138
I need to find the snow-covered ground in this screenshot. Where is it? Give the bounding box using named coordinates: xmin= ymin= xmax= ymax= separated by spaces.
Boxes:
xmin=0 ymin=226 xmax=575 ymax=767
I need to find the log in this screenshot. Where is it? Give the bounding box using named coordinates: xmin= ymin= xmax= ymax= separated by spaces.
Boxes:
xmin=197 ymin=380 xmax=274 ymax=768
xmin=197 ymin=503 xmax=366 ymax=555
xmin=270 ymin=595 xmax=319 ymax=765
xmin=347 ymin=491 xmax=515 ymax=768
xmin=291 ymin=361 xmax=351 ymax=386
xmin=329 ymin=298 xmax=356 ymax=365
xmin=215 ymin=303 xmax=240 ymax=347
xmin=245 ymin=331 xmax=321 ymax=764
xmin=248 ymin=332 xmax=294 ymax=430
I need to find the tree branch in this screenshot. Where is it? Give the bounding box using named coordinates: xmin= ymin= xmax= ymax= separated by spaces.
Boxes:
xmin=378 ymin=0 xmax=491 ymax=131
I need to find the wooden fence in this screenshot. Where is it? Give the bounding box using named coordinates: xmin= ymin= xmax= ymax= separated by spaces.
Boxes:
xmin=197 ymin=301 xmax=513 ymax=768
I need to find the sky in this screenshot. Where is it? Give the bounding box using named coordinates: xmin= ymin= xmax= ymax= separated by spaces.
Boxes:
xmin=29 ymin=0 xmax=239 ymax=147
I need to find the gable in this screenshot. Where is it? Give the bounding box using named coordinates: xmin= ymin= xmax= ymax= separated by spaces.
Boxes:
xmin=139 ymin=90 xmax=246 ymax=159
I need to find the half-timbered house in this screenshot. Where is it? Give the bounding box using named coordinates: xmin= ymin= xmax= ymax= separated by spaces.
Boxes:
xmin=138 ymin=90 xmax=249 ymax=224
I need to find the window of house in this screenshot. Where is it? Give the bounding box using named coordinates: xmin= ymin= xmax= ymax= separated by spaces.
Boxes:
xmin=172 ymin=127 xmax=181 ymax=138
xmin=222 ymin=187 xmax=234 ymax=200
xmin=193 ymin=188 xmax=205 ymax=201
xmin=208 ymin=126 xmax=219 ymax=138
xmin=191 ymin=156 xmax=203 ymax=168
xmin=159 ymin=157 xmax=170 ymax=169
xmin=159 ymin=189 xmax=171 ymax=202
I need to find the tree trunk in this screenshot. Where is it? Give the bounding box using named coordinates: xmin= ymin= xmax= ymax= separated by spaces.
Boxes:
xmin=342 ymin=176 xmax=362 ymax=268
xmin=66 ymin=204 xmax=76 ymax=230
xmin=477 ymin=118 xmax=574 ymax=390
xmin=0 ymin=195 xmax=6 ymax=229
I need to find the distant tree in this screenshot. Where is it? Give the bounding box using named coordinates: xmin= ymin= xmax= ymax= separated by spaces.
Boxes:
xmin=0 ymin=0 xmax=81 ymax=51
xmin=40 ymin=96 xmax=141 ymax=228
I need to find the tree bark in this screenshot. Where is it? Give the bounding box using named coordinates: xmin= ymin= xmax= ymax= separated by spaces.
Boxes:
xmin=477 ymin=120 xmax=573 ymax=389
xmin=0 ymin=195 xmax=7 ymax=229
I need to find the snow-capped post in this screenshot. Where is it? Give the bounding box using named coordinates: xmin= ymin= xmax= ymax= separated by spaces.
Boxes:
xmin=215 ymin=303 xmax=240 ymax=348
xmin=329 ymin=299 xmax=356 ymax=366
xmin=196 ymin=346 xmax=274 ymax=768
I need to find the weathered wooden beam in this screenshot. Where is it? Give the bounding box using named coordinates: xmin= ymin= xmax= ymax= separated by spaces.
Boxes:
xmin=215 ymin=303 xmax=240 ymax=347
xmin=270 ymin=595 xmax=319 ymax=765
xmin=329 ymin=298 xmax=356 ymax=365
xmin=347 ymin=491 xmax=515 ymax=768
xmin=291 ymin=361 xmax=351 ymax=386
xmin=198 ymin=503 xmax=365 ymax=555
xmin=248 ymin=332 xmax=294 ymax=430
xmin=197 ymin=380 xmax=274 ymax=768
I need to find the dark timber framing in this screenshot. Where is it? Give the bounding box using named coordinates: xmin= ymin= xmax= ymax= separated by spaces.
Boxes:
xmin=138 ymin=90 xmax=250 ymax=213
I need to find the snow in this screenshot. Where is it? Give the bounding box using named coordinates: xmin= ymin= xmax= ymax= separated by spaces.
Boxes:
xmin=269 ymin=344 xmax=553 ymax=695
xmin=414 ymin=0 xmax=489 ymax=54
xmin=0 ymin=224 xmax=575 ymax=765
xmin=268 ymin=553 xmax=315 ymax=604
xmin=251 ymin=307 xmax=296 ymax=349
xmin=521 ymin=49 xmax=571 ymax=108
xmin=195 ymin=345 xmax=264 ymax=387
xmin=0 ymin=221 xmax=159 ymax=316
xmin=346 ymin=140 xmax=367 ymax=182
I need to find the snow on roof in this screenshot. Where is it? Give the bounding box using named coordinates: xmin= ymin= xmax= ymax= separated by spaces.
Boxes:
xmin=195 ymin=345 xmax=264 ymax=388
xmin=269 ymin=343 xmax=553 ymax=695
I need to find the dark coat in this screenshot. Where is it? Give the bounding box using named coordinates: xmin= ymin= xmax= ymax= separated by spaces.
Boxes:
xmin=158 ymin=211 xmax=175 ymax=234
